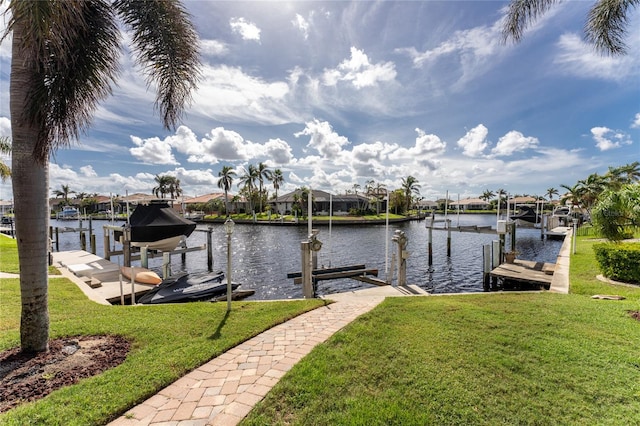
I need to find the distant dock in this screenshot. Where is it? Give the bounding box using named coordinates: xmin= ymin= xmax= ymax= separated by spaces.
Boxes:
xmin=52 ymin=250 xmax=155 ymax=305
xmin=490 ymin=259 xmax=555 ymax=290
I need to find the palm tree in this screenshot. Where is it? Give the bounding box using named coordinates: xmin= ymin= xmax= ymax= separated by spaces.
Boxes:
xmin=480 ymin=189 xmax=495 ymax=203
xmin=503 ymin=0 xmax=639 ymax=56
xmin=217 ymin=166 xmax=236 ymax=217
xmin=238 ymin=164 xmax=258 ymax=213
xmin=152 ymin=174 xmax=172 ymax=199
xmin=256 ymin=162 xmax=272 ymax=214
xmin=0 ymin=137 xmax=11 ymax=182
xmin=577 ymin=173 xmax=607 ymax=211
xmin=401 ymin=176 xmax=421 ymax=214
xmin=560 ymin=183 xmax=582 ymax=207
xmin=606 ymin=161 xmax=640 ymax=188
xmin=52 ymin=184 xmax=76 ymax=206
xmin=270 ymin=168 xmax=284 ymax=215
xmin=167 ymin=176 xmax=182 ymax=200
xmin=7 ymin=0 xmax=199 ymax=353
xmin=546 ymin=187 xmax=559 ymax=202
xmin=592 ymin=183 xmax=640 ymax=241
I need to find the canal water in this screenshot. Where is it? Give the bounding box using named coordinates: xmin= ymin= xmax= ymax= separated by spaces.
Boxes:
xmin=50 ymin=214 xmax=563 ymax=300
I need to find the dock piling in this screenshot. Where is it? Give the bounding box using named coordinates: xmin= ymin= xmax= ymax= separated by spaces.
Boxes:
xmin=207 ymin=226 xmax=213 ymax=271
xmin=482 ymin=244 xmax=491 ymax=291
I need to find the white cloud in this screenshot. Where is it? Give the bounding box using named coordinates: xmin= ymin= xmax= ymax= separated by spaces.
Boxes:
xmin=0 ymin=116 xmax=10 ymax=136
xmin=322 ymin=47 xmax=396 ymax=89
xmin=264 ymin=138 xmax=294 ymax=165
xmin=388 ymin=128 xmax=446 ymax=169
xmin=294 ymin=119 xmax=350 ymax=159
xmin=396 ymin=19 xmax=505 ymax=89
xmin=632 ymin=113 xmax=640 ymax=129
xmin=230 ymin=17 xmax=261 ymax=42
xmin=591 ymin=126 xmax=632 ymax=151
xmin=491 ymin=131 xmax=539 ymax=156
xmin=129 ymin=135 xmax=179 ymax=165
xmin=50 ymin=163 xmax=79 ymax=182
xmin=457 ymin=125 xmax=488 ymax=157
xmin=200 ymin=39 xmax=229 ymax=56
xmin=293 ymin=14 xmax=310 ymax=39
xmin=199 ymin=127 xmax=253 ymax=162
xmin=79 ymin=165 xmax=98 ymax=178
xmin=171 ymin=167 xmax=216 ymax=187
xmin=554 ymin=33 xmax=639 ymax=81
xmin=192 ymin=64 xmax=294 ymax=125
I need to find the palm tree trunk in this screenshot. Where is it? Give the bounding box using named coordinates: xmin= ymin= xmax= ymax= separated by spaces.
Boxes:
xmin=10 ymin=19 xmax=50 ymax=353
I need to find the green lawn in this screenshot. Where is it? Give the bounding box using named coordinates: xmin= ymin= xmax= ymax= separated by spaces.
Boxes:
xmin=243 ymin=236 xmax=640 ymax=425
xmin=0 ymin=235 xmax=324 ymax=425
xmin=3 ymin=233 xmax=640 ymax=425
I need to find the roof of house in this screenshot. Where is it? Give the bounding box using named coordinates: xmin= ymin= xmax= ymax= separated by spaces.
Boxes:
xmin=273 ymin=189 xmax=369 ymax=203
xmin=183 ymin=193 xmax=228 ymax=204
xmin=449 ymin=197 xmax=489 ymax=206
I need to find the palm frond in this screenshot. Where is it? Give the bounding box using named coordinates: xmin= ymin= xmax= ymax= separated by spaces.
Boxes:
xmin=502 ymin=0 xmax=561 ymax=43
xmin=0 ymin=136 xmax=11 ymax=154
xmin=586 ymin=0 xmax=639 ymax=55
xmin=8 ymin=0 xmax=120 ymax=163
xmin=114 ymin=0 xmax=200 ymax=130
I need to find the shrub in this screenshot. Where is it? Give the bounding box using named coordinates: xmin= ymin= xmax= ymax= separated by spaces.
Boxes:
xmin=593 ymin=242 xmax=640 ymax=284
xmin=591 ymin=183 xmax=640 ymax=241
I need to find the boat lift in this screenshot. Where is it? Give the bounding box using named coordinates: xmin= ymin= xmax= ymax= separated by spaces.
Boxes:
xmin=288 ymin=228 xmax=412 ymax=298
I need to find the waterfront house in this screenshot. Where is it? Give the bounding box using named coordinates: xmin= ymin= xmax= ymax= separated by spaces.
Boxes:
xmin=449 ymin=197 xmax=490 ymax=211
xmin=272 ymin=189 xmax=370 ymax=216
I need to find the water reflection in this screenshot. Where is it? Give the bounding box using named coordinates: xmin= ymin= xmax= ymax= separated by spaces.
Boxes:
xmin=50 ymin=214 xmax=563 ymax=299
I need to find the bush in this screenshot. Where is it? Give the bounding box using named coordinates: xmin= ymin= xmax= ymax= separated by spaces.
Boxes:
xmin=593 ymin=242 xmax=640 ymax=284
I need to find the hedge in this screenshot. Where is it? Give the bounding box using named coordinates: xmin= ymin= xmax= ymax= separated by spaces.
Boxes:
xmin=593 ymin=242 xmax=640 ymax=284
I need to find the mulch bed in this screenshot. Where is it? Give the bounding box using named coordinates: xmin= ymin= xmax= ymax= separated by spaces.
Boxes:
xmin=0 ymin=335 xmax=130 ymax=413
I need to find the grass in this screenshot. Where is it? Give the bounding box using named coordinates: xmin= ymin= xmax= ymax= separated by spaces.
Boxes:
xmin=0 ymin=236 xmax=324 ymax=425
xmin=243 ymin=234 xmax=640 ymax=425
xmin=0 ymin=235 xmax=59 ymax=275
xmin=4 ymin=232 xmax=640 ymax=424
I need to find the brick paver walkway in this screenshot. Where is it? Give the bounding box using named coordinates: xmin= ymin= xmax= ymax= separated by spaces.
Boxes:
xmin=109 ymin=294 xmax=385 ymax=425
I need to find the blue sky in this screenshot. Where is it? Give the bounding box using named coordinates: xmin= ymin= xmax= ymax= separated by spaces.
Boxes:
xmin=0 ymin=1 xmax=638 ymax=202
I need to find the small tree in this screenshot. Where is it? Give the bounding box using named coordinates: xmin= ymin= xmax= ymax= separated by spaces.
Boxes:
xmin=592 ymin=183 xmax=640 ymax=241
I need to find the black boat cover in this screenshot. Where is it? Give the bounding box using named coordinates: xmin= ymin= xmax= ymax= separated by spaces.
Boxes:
xmin=129 ymin=201 xmax=196 ymax=243
xmin=510 ymin=206 xmax=539 ymax=223
xmin=138 ymin=271 xmax=239 ymax=304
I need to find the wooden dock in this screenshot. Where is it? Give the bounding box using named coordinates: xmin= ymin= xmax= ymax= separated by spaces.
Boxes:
xmin=52 ymin=250 xmax=158 ymax=304
xmin=490 ymin=259 xmax=555 ymax=289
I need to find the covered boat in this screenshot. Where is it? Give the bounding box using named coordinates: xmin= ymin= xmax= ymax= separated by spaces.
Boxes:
xmin=128 ymin=201 xmax=197 ymax=251
xmin=510 ymin=206 xmax=539 ymax=224
xmin=137 ymin=271 xmax=239 ymax=304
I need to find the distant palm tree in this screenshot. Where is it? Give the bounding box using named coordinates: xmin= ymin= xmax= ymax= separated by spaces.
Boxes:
xmin=153 ymin=174 xmax=172 ymax=199
xmin=52 ymin=184 xmax=76 ymax=206
xmin=256 ymin=162 xmax=272 ymax=213
xmin=503 ymin=0 xmax=639 ymax=56
xmin=546 ymin=187 xmax=559 ymax=205
xmin=270 ymin=168 xmax=284 ymax=214
xmin=0 ymin=137 xmax=11 ymax=182
xmin=352 ymin=183 xmax=362 ymax=210
xmin=480 ymin=189 xmax=495 ymax=203
xmin=167 ymin=176 xmax=182 ymax=200
xmin=401 ymin=176 xmax=421 ymax=213
xmin=217 ymin=165 xmax=236 ymax=216
xmin=238 ymin=164 xmax=258 ymax=213
xmin=606 ymin=161 xmax=640 ymax=188
xmin=6 ymin=0 xmax=199 ymax=353
xmin=366 ymin=181 xmax=387 ymax=215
